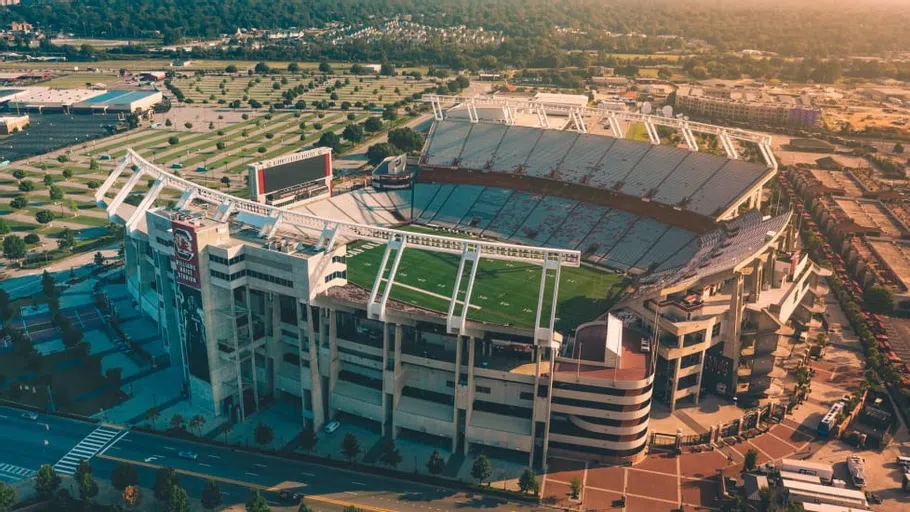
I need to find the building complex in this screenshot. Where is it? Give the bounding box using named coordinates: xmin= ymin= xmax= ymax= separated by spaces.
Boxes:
xmin=99 ymin=95 xmax=826 ymax=467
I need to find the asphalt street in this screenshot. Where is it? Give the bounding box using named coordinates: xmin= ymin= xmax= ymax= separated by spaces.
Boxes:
xmin=0 ymin=406 xmax=544 ymax=511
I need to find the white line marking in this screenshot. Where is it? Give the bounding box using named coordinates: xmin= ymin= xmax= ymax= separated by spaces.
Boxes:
xmin=254 ymin=463 xmax=266 ymax=468
xmin=198 ymin=463 xmax=211 ymax=467
xmin=245 ymin=472 xmax=258 ymax=476
xmin=352 ymin=482 xmax=366 ymax=486
xmin=162 ymin=447 xmax=176 ymax=451
xmin=206 ymin=455 xmax=220 ymax=459
xmin=301 ymin=472 xmax=315 ymax=477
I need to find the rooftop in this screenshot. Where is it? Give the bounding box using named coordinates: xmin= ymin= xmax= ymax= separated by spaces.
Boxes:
xmin=553 ymin=321 xmax=648 ymax=381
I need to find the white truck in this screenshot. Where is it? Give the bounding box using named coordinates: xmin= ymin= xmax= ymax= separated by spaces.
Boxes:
xmin=760 ymin=458 xmax=835 ymax=484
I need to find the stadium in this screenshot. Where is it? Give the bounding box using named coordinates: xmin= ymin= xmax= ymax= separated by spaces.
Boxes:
xmin=98 ymin=94 xmax=828 ymax=468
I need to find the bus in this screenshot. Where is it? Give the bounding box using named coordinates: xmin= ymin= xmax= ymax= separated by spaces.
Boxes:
xmin=817 ymin=401 xmax=843 ymax=436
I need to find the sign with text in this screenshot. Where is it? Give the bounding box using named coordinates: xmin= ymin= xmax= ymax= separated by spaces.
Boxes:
xmin=172 ymin=220 xmax=201 ymax=290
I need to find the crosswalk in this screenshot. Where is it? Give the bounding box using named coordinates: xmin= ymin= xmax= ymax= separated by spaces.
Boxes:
xmin=53 ymin=426 xmax=125 ymax=475
xmin=0 ymin=463 xmax=35 ymax=482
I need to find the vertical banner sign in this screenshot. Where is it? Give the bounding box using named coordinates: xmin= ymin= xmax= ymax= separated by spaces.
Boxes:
xmin=172 ymin=220 xmax=210 ymax=382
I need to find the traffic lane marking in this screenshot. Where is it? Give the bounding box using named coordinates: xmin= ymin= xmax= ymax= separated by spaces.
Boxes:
xmin=96 ymin=453 xmax=413 ymax=512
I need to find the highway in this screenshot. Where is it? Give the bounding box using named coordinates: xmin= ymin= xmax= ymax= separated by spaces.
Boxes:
xmin=0 ymin=406 xmax=544 ymax=511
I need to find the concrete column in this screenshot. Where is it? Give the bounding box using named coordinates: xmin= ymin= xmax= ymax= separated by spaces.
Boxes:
xmin=452 ymin=335 xmax=463 ymax=452
xmin=303 ymin=303 xmax=324 ymax=429
xmin=327 ymin=309 xmax=339 ymax=419
xmin=528 ymin=348 xmax=542 ymax=468
xmin=381 ymin=324 xmax=390 ymax=438
xmin=765 ymin=248 xmax=777 ymax=288
xmin=669 ymin=357 xmax=682 ymax=411
xmin=464 ymin=337 xmax=476 ymax=456
xmin=244 ymin=287 xmax=259 ymax=413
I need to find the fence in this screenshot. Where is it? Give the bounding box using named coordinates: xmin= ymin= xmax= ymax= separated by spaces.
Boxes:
xmin=649 ymin=402 xmax=783 ymax=451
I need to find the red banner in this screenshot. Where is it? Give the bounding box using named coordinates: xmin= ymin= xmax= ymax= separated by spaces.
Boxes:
xmin=172 ymin=220 xmax=201 ymax=290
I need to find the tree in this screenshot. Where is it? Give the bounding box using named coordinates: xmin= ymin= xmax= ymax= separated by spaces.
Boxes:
xmin=342 ymin=124 xmax=364 ymax=143
xmin=216 ymin=141 xmax=226 ymax=150
xmin=470 ymin=455 xmax=492 ymax=485
xmin=18 ymin=180 xmax=34 ymax=192
xmin=225 ymin=64 xmax=238 ymax=73
xmin=367 ymin=143 xmax=399 ymax=165
xmin=894 ymin=142 xmax=904 ymax=154
xmin=145 ymin=407 xmax=161 ymax=429
xmin=569 ymin=476 xmax=582 ymax=499
xmin=378 ymin=440 xmax=402 ymax=468
xmin=57 ymin=227 xmax=75 ymax=251
xmin=77 ymin=472 xmax=99 ymax=501
xmin=288 ymin=62 xmax=300 ymax=73
xmin=758 ymin=486 xmax=775 ymax=512
xmin=169 ymin=414 xmax=186 ymax=431
xmin=246 ymin=489 xmax=270 ymax=512
xmin=298 ymin=504 xmax=312 ymax=512
xmin=318 ymin=131 xmax=341 ymax=151
xmin=35 ymin=210 xmax=54 ymax=225
xmin=41 ymin=271 xmax=55 ymax=298
xmin=388 ymin=128 xmax=424 ymax=152
xmin=744 ymin=448 xmax=759 ymax=471
xmin=48 ymin=185 xmax=63 ymax=201
xmin=201 ymin=480 xmax=222 ymax=510
xmin=168 ymin=136 xmax=180 ymax=145
xmin=864 ymin=285 xmax=895 ymax=315
xmin=166 ymin=485 xmax=190 ymax=512
xmin=43 ymin=174 xmax=53 ymax=187
xmin=254 ymin=62 xmax=271 ymax=74
xmin=380 ymin=62 xmax=396 ymax=76
xmin=0 ymin=482 xmax=15 ymax=512
xmin=318 ymin=61 xmax=333 ymax=73
xmin=299 ymin=426 xmax=318 ymax=452
xmin=254 ymin=422 xmax=274 ymax=447
xmin=382 ymin=106 xmax=398 ymax=121
xmin=111 ymin=462 xmax=138 ymax=490
xmin=11 ymin=170 xmax=24 ymax=180
xmin=34 ymin=465 xmax=61 ymax=500
xmin=518 ymin=468 xmax=539 ymax=495
xmin=341 ymin=432 xmax=360 ymax=463
xmin=217 ymin=421 xmax=233 ymax=442
xmin=75 ymin=460 xmax=92 ymax=481
xmin=363 ymin=116 xmax=383 ymax=133
xmin=24 ymin=234 xmax=39 ymax=244
xmin=94 ymin=251 xmax=105 ymax=267
xmin=0 ymin=219 xmax=8 ymax=236
xmin=10 ymin=196 xmax=27 ymax=209
xmin=426 ymin=450 xmax=446 ymax=475
xmin=154 ymin=468 xmax=179 ymax=503
xmin=122 ymin=485 xmax=141 ymax=508
xmin=189 ymin=414 xmax=207 ymax=436
xmin=0 ymin=289 xmax=12 ymax=322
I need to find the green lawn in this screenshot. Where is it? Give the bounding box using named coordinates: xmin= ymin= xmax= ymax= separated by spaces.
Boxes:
xmin=345 ymin=227 xmax=628 ymax=331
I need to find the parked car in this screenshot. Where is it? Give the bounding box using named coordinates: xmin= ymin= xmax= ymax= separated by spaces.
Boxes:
xmin=323 ymin=421 xmax=340 ymax=434
xmin=178 ymin=451 xmax=198 ymax=460
xmin=278 ymin=491 xmax=304 ymax=504
xmin=20 ymin=411 xmax=38 ymax=421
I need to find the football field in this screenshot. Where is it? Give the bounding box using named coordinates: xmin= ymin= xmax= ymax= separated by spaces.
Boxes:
xmin=345 ymin=227 xmax=628 ymax=331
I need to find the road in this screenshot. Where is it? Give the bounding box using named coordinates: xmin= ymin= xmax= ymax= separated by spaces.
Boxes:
xmin=0 ymin=406 xmax=543 ymax=511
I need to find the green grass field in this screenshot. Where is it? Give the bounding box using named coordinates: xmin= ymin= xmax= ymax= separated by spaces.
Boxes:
xmin=345 ymin=227 xmax=628 ymax=331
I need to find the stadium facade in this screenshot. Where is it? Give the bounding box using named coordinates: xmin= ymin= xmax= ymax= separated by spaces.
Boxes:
xmin=101 ymin=96 xmax=826 ymax=467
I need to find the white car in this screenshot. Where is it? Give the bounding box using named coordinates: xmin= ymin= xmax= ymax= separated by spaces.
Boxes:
xmin=20 ymin=411 xmax=38 ymax=421
xmin=323 ymin=421 xmax=340 ymax=434
xmin=178 ymin=451 xmax=198 ymax=460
